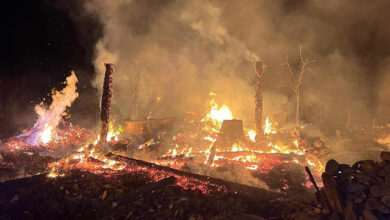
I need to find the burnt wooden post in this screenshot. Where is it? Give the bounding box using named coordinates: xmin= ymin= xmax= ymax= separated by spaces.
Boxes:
xmin=255 ymin=61 xmax=264 ymax=140
xmin=99 ymin=63 xmax=114 ymax=143
xmin=207 ymin=120 xmax=244 ymax=165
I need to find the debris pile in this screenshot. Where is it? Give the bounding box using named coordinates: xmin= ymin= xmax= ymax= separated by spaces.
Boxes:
xmin=321 ymin=151 xmax=390 ymax=219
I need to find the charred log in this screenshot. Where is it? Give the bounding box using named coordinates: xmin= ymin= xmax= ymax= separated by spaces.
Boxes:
xmin=106 ymin=152 xmax=282 ymax=201
xmin=99 ymin=63 xmax=114 ymax=144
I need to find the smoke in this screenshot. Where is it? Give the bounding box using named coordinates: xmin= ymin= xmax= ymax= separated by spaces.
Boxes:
xmin=81 ymin=0 xmax=390 ymax=127
xmin=186 ymin=164 xmax=269 ymax=190
xmin=83 ymin=0 xmax=257 ymax=126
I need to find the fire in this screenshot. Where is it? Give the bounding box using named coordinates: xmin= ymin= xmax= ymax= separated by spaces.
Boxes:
xmin=202 ymin=92 xmax=233 ymax=132
xmin=40 ymin=124 xmax=52 ymax=145
xmin=6 ymin=72 xmax=81 ymax=150
xmin=263 ymin=116 xmax=277 ymax=135
xmin=155 ymin=92 xmax=325 ymax=187
xmin=231 ymin=143 xmax=243 ymax=152
xmin=106 ymin=121 xmax=121 ymax=142
xmin=246 ymin=129 xmax=256 ymax=142
xmin=32 ymin=71 xmax=79 ymax=145
xmin=93 ymin=121 xmax=122 ymax=144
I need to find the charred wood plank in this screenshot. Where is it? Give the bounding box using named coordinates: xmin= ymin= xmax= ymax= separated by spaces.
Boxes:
xmin=158 ymin=151 xmax=306 ymax=162
xmin=106 ymin=153 xmax=282 ymax=201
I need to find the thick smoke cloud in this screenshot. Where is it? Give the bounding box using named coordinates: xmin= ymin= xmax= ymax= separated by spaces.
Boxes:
xmin=83 ymin=0 xmax=390 ymax=127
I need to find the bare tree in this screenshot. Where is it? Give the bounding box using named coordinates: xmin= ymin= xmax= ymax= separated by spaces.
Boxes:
xmin=285 ymin=45 xmax=315 ymax=127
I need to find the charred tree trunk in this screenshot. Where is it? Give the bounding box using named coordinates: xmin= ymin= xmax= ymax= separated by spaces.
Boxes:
xmin=99 ymin=63 xmax=114 ymax=144
xmin=255 ymin=61 xmax=264 ymax=140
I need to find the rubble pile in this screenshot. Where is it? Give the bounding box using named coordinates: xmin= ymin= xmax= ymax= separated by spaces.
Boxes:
xmin=321 ymin=151 xmax=390 ymax=219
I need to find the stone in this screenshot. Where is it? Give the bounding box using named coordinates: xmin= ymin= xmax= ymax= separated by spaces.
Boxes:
xmin=365 ymin=198 xmax=389 ymax=214
xmin=358 ymin=160 xmax=378 ymax=173
xmin=381 ymin=195 xmax=390 ymax=208
xmin=345 ymin=182 xmax=367 ymax=194
xmin=322 ymin=173 xmax=343 ymax=214
xmin=381 ymin=151 xmax=390 ymax=162
xmin=370 ymin=185 xmax=390 ymax=198
xmin=344 ymin=202 xmax=358 ymax=220
xmin=339 ymin=164 xmax=351 ymax=171
xmin=325 ymin=159 xmax=340 ymax=176
xmin=362 ymin=209 xmax=378 ymax=220
xmin=369 ymin=185 xmax=382 ymax=197
xmin=350 ymin=173 xmax=374 ymax=185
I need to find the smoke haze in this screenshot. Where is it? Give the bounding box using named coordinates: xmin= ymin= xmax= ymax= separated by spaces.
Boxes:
xmin=81 ymin=0 xmax=390 ymax=127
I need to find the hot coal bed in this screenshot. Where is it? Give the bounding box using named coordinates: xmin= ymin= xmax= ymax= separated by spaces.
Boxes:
xmin=1 ymin=62 xmax=390 ymax=220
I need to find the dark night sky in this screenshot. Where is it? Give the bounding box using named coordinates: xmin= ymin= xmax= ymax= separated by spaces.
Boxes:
xmin=0 ymin=0 xmax=101 ymax=137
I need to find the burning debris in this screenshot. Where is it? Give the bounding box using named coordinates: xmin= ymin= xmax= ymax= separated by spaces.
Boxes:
xmin=2 ymin=0 xmax=390 ymax=218
xmin=0 ymin=60 xmax=383 ymax=219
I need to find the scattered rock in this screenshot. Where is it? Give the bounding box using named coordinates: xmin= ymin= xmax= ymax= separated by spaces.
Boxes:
xmin=362 ymin=209 xmax=377 ymax=220
xmin=325 ymin=159 xmax=340 ymax=176
xmin=381 ymin=151 xmax=390 ymax=162
xmin=321 ymin=153 xmax=390 ymax=219
xmin=322 ymin=173 xmax=343 ymax=214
